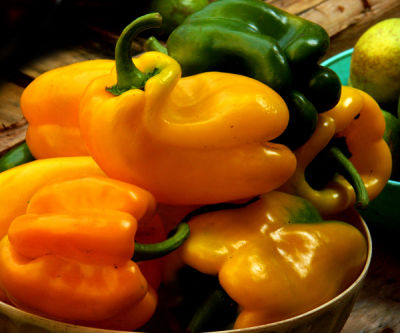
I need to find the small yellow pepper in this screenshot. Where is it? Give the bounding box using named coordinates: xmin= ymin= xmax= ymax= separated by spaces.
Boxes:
xmin=0 ymin=176 xmax=159 ymax=330
xmin=80 ymin=14 xmax=296 ymax=205
xmin=180 ymin=191 xmax=367 ymax=328
xmin=20 ymin=60 xmax=114 ymax=158
xmin=281 ymin=86 xmax=392 ymax=215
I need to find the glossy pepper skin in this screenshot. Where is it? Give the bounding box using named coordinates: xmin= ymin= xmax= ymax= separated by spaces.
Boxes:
xmin=181 ymin=191 xmax=367 ymax=328
xmin=165 ymin=0 xmax=342 ymax=149
xmin=80 ymin=14 xmax=296 ymax=205
xmin=0 ymin=156 xmax=105 ymax=238
xmin=20 ymin=59 xmax=114 ymax=158
xmin=281 ymin=86 xmax=392 ymax=216
xmin=0 ymin=176 xmax=159 ymax=330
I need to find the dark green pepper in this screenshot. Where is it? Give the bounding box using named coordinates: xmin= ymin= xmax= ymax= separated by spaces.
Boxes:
xmin=294 ymin=64 xmax=342 ymax=112
xmin=0 ymin=142 xmax=35 ymax=172
xmin=156 ymin=0 xmax=341 ymax=149
xmin=382 ymin=109 xmax=400 ymax=181
xmin=273 ymin=90 xmax=318 ymax=150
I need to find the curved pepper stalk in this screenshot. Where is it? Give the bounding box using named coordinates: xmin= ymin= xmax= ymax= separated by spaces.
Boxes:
xmin=108 ymin=13 xmax=164 ymax=95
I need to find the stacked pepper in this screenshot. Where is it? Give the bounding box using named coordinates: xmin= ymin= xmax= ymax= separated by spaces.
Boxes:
xmin=0 ymin=1 xmax=390 ymax=332
xmin=281 ymin=86 xmax=392 ymax=215
xmin=180 ymin=191 xmax=367 ymax=328
xmin=0 ymin=158 xmax=189 ymax=330
xmin=20 ymin=59 xmax=114 ymax=158
xmin=152 ymin=0 xmax=343 ymax=149
xmin=79 ymin=49 xmax=296 ymax=205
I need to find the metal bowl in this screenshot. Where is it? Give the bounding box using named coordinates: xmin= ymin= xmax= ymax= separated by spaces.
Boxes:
xmin=0 ymin=208 xmax=372 ymax=333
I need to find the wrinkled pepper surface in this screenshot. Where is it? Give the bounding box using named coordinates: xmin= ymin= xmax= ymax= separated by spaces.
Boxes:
xmin=163 ymin=0 xmax=342 ymax=149
xmin=79 ymin=13 xmax=296 ymax=205
xmin=20 ymin=59 xmax=114 ymax=158
xmin=181 ymin=191 xmax=368 ymax=328
xmin=0 ymin=176 xmax=161 ymax=330
xmin=281 ymin=86 xmax=392 ymax=215
xmin=0 ymin=156 xmax=104 ymax=238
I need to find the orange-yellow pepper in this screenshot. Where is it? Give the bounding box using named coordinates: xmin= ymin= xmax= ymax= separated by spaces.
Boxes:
xmin=0 ymin=156 xmax=105 ymax=238
xmin=0 ymin=176 xmax=159 ymax=330
xmin=20 ymin=60 xmax=114 ymax=158
xmin=280 ymin=86 xmax=392 ymax=215
xmin=79 ymin=14 xmax=296 ymax=205
xmin=180 ymin=191 xmax=368 ymax=328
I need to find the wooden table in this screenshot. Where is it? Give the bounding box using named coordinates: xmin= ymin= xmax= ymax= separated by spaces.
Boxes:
xmin=0 ymin=1 xmax=399 ymax=332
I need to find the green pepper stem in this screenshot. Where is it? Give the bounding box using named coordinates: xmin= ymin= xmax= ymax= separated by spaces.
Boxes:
xmin=186 ymin=286 xmax=237 ymax=333
xmin=144 ymin=36 xmax=168 ymax=54
xmin=108 ymin=13 xmax=162 ymax=95
xmin=133 ymin=222 xmax=190 ymax=261
xmin=0 ymin=142 xmax=35 ymax=172
xmin=329 ymin=146 xmax=370 ymax=208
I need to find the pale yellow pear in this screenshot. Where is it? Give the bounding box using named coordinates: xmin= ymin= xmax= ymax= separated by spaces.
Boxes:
xmin=349 ymin=18 xmax=400 ymax=110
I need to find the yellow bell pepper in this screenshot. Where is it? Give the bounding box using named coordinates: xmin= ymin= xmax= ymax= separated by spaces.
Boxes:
xmin=281 ymin=86 xmax=392 ymax=215
xmin=79 ymin=14 xmax=296 ymax=205
xmin=20 ymin=60 xmax=114 ymax=158
xmin=0 ymin=176 xmax=160 ymax=330
xmin=180 ymin=191 xmax=367 ymax=328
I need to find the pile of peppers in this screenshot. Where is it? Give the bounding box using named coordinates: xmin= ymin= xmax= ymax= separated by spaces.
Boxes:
xmin=0 ymin=0 xmax=392 ymax=331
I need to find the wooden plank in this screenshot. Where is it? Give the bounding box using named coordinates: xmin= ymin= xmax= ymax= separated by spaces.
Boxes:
xmin=300 ymin=0 xmax=366 ymax=36
xmin=0 ymin=82 xmax=25 ymax=130
xmin=266 ymin=0 xmax=326 ymax=15
xmin=323 ymin=1 xmax=400 ymax=60
xmin=266 ymin=0 xmax=400 ymax=38
xmin=19 ymin=46 xmax=110 ymax=79
xmin=0 ymin=122 xmax=27 ymax=156
xmin=0 ymin=81 xmax=27 ymax=155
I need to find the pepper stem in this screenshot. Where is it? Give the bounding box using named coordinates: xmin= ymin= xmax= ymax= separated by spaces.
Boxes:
xmin=329 ymin=146 xmax=370 ymax=208
xmin=0 ymin=142 xmax=35 ymax=172
xmin=144 ymin=36 xmax=168 ymax=54
xmin=133 ymin=222 xmax=190 ymax=261
xmin=186 ymin=286 xmax=237 ymax=333
xmin=107 ymin=13 xmax=162 ymax=95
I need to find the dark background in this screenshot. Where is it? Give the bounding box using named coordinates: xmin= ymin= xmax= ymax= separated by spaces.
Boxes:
xmin=0 ymin=0 xmax=150 ymax=77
